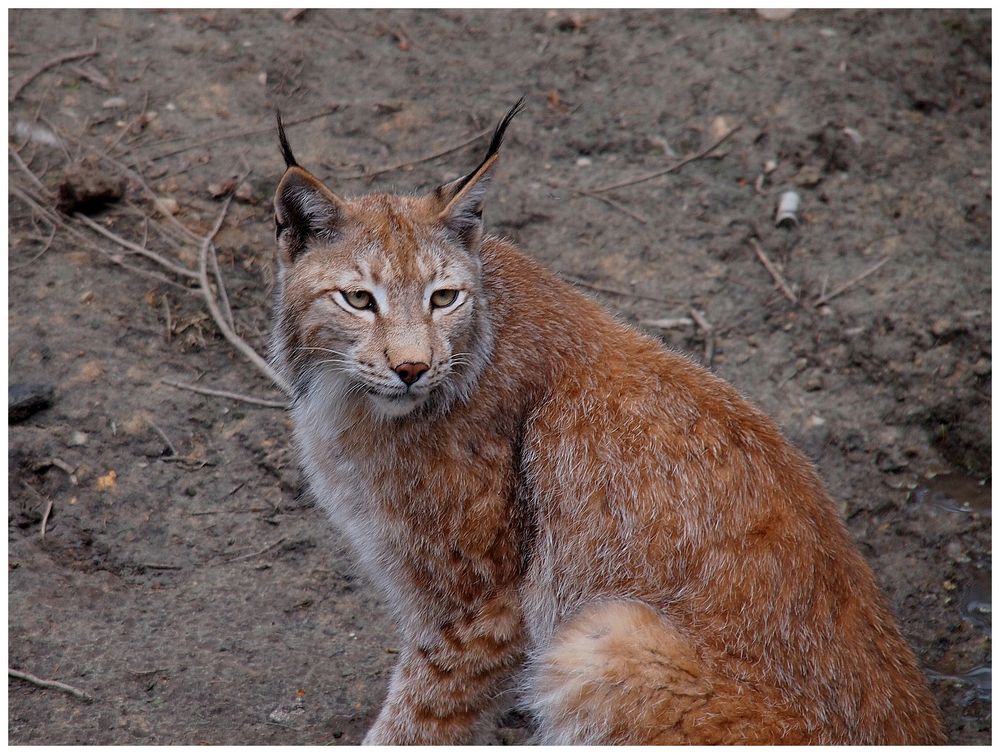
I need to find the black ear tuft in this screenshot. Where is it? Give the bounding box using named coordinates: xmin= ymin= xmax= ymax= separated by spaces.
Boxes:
xmin=485 ymin=96 xmax=526 ymax=161
xmin=451 ymin=97 xmax=525 ymax=196
xmin=276 ymin=110 xmax=299 ymax=169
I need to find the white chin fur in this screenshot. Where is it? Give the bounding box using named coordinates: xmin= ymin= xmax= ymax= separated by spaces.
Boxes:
xmin=368 ymin=392 xmax=427 ymax=418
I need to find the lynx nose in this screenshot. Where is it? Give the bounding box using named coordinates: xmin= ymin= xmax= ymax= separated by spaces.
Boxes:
xmin=394 ymin=362 xmax=430 ymax=386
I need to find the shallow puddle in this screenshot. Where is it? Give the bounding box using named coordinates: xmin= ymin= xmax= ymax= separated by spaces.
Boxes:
xmin=911 ymin=472 xmax=991 ymax=516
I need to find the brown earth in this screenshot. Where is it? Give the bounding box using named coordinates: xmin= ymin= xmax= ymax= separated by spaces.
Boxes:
xmin=7 ymin=8 xmax=990 ymax=745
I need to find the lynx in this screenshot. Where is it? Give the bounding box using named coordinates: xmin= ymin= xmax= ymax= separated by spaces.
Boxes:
xmin=268 ymin=101 xmax=944 ymax=745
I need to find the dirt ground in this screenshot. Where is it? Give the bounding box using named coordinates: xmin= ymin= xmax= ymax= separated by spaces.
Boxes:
xmin=7 ymin=8 xmax=991 ymax=745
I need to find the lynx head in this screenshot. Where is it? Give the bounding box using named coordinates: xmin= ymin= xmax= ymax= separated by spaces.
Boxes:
xmin=270 ymin=99 xmax=524 ymax=419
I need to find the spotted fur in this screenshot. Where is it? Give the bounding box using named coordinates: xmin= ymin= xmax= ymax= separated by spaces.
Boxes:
xmin=268 ymin=104 xmax=944 ymax=745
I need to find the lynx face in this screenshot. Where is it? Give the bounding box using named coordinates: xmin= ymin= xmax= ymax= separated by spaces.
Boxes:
xmin=268 ymin=104 xmax=523 ymax=418
xmin=274 ymin=194 xmax=488 ymax=418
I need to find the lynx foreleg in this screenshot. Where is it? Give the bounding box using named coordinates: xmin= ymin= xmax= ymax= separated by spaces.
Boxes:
xmin=362 ymin=595 xmax=524 ymax=745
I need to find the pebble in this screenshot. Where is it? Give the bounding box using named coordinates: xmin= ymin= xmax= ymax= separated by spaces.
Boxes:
xmin=575 ymin=156 xmax=592 ymax=167
xmin=102 ymin=96 xmax=128 ymax=110
xmin=929 ymin=318 xmax=952 ymax=337
xmin=155 ymin=197 xmax=180 ymax=216
xmin=69 ymin=431 xmax=88 ymax=447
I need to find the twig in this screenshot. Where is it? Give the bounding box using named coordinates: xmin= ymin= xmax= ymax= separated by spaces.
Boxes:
xmin=342 ymin=126 xmax=493 ymax=180
xmin=39 ymin=497 xmax=54 ymax=538
xmin=587 ymin=126 xmax=741 ymax=194
xmin=225 ymin=536 xmax=287 ymax=563
xmin=813 ymin=257 xmax=891 ymax=308
xmin=196 ymin=176 xmax=291 ymax=394
xmin=8 ymin=668 xmax=94 ymax=703
xmin=10 ymin=226 xmax=57 ymax=271
xmin=8 ymin=146 xmax=53 ymax=197
xmin=749 ymin=238 xmax=798 ymax=304
xmin=9 ymin=39 xmax=99 ymax=103
xmin=10 ymin=183 xmax=195 ymax=295
xmin=73 ymin=213 xmax=199 ymax=281
xmin=210 ymin=242 xmax=235 ymax=331
xmin=144 ymin=417 xmax=178 ymax=457
xmin=640 ymin=316 xmax=695 ymax=329
xmin=572 ymin=188 xmax=648 ymax=224
xmin=147 ymin=105 xmax=341 ymax=161
xmin=162 ymin=294 xmax=173 ymax=342
xmin=690 ymin=308 xmax=716 ymax=368
xmin=137 ymin=562 xmax=183 ymax=571
xmin=22 ymin=482 xmax=54 ymax=537
xmin=557 ymin=273 xmax=683 ymax=307
xmin=48 ymin=458 xmax=79 ymax=485
xmin=160 ymin=378 xmax=286 ymax=409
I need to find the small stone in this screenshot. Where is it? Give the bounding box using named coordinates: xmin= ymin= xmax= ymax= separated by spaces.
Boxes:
xmin=929 ymin=318 xmax=952 ymax=337
xmin=79 ymin=290 xmax=95 ymax=304
xmin=575 ymin=156 xmax=592 ymax=167
xmin=235 ymin=182 xmax=254 ymax=203
xmin=69 ymin=430 xmax=89 ymax=446
xmin=155 ymin=197 xmax=180 ymax=216
xmin=102 ymin=96 xmax=127 ymax=109
xmin=8 ymin=383 xmax=55 ymax=423
xmin=805 ymin=415 xmax=826 ymax=429
xmin=942 ymin=579 xmax=957 ymax=592
xmin=803 ymin=372 xmax=824 ymax=392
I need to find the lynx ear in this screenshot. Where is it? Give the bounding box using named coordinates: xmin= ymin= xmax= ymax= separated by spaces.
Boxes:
xmin=434 ymin=97 xmax=525 ymax=250
xmin=273 ymin=113 xmax=349 ymax=265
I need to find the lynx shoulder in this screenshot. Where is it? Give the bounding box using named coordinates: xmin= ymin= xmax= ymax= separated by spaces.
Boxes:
xmin=268 ymin=101 xmax=944 ymax=745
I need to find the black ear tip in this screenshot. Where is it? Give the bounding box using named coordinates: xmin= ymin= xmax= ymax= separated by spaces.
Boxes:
xmin=276 ymin=110 xmax=299 ymax=169
xmin=486 ymin=96 xmax=527 ymax=158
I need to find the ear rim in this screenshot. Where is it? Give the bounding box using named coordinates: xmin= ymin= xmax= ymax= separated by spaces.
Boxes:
xmin=435 ymin=96 xmax=526 ymax=222
xmin=273 ymin=166 xmax=351 ymax=265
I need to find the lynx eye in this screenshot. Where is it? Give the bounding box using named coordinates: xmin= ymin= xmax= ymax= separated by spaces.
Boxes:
xmin=341 ymin=290 xmax=375 ymax=311
xmin=430 ymin=289 xmax=459 ymax=309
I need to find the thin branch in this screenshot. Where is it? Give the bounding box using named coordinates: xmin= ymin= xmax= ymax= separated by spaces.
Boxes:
xmin=749 ymin=238 xmax=798 ymax=304
xmin=572 ymin=188 xmax=648 ymax=224
xmin=9 ymin=668 xmax=94 ymax=703
xmin=813 ymin=257 xmax=891 ymax=308
xmin=210 ymin=242 xmax=235 ymax=331
xmin=73 ymin=213 xmax=199 ymax=281
xmin=9 ymin=40 xmax=99 ymax=103
xmin=146 ymin=105 xmax=342 ymax=161
xmin=556 ymin=272 xmax=683 ymax=307
xmin=224 ymin=536 xmax=287 ymax=563
xmin=587 ymin=126 xmax=741 ymax=194
xmin=341 ymin=126 xmax=493 ymax=180
xmin=8 ymin=146 xmax=53 ymax=197
xmin=195 ymin=176 xmax=292 ymax=394
xmin=160 ymin=378 xmax=286 ymax=409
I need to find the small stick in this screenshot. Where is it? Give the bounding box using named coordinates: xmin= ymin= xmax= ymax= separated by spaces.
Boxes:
xmin=49 ymin=458 xmax=79 ymax=485
xmin=640 ymin=316 xmax=695 ymax=329
xmin=572 ymin=188 xmax=649 ymax=224
xmin=342 ymin=126 xmax=494 ymax=180
xmin=749 ymin=238 xmax=798 ymax=304
xmin=39 ymin=498 xmax=54 ymax=539
xmin=144 ymin=417 xmax=178 ymax=457
xmin=9 ymin=39 xmax=99 ymax=103
xmin=813 ymin=257 xmax=891 ymax=308
xmin=225 ymin=536 xmax=287 ymax=563
xmin=557 ymin=273 xmax=683 ymax=307
xmin=147 ymin=105 xmax=341 ymax=161
xmin=10 ymin=226 xmax=57 ymax=271
xmin=160 ymin=378 xmax=286 ymax=409
xmin=22 ymin=482 xmax=54 ymax=537
xmin=162 ymin=294 xmax=173 ymax=342
xmin=196 ymin=175 xmax=291 ymax=393
xmin=8 ymin=146 xmax=53 ymax=197
xmin=210 ymin=242 xmax=235 ymax=331
xmin=587 ymin=126 xmax=741 ymax=194
xmin=690 ymin=307 xmax=715 ymax=367
xmin=138 ymin=563 xmax=183 ymax=571
xmin=8 ymin=668 xmax=94 ymax=703
xmin=73 ymin=213 xmax=199 ymax=281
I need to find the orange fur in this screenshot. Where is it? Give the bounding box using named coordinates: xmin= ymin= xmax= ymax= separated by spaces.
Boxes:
xmin=269 ymin=107 xmax=944 ymax=745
